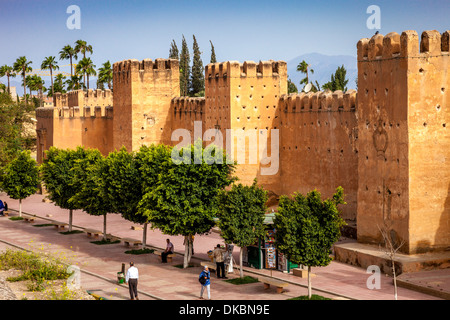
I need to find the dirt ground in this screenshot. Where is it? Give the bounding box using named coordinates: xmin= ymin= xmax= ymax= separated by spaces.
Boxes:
xmin=0 ymin=269 xmax=95 ymax=300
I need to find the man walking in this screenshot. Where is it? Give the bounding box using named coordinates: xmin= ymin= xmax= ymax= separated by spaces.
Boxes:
xmin=213 ymin=244 xmax=228 ymax=279
xmin=125 ymin=262 xmax=139 ymax=300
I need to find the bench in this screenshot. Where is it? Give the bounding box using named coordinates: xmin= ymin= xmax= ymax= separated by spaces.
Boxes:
xmin=200 ymin=261 xmax=216 ymax=272
xmin=52 ymin=221 xmax=68 ymax=229
xmin=2 ymin=211 xmax=9 ymax=217
xmin=154 ymin=250 xmax=176 ymax=263
xmin=23 ymin=216 xmax=35 ymax=222
xmin=106 ymin=234 xmax=120 ymax=242
xmin=122 ymin=238 xmax=142 ymax=247
xmin=85 ymin=229 xmax=103 ymax=237
xmin=258 ymin=277 xmax=289 ymax=294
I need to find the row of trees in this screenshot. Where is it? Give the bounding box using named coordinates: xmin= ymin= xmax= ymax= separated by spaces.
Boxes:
xmin=169 ymin=36 xmax=217 ymax=97
xmin=0 ymin=140 xmax=346 ymax=299
xmin=0 ymin=39 xmax=113 ymax=105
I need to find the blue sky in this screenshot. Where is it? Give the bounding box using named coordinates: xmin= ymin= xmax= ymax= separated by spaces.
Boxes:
xmin=0 ymin=0 xmax=448 ymax=88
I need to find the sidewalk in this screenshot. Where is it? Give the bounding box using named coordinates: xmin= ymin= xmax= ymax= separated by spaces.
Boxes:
xmin=0 ymin=192 xmax=445 ymax=300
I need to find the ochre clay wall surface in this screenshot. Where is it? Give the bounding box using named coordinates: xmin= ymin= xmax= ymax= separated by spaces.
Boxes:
xmin=356 ymin=30 xmax=450 ymax=253
xmin=35 ymin=30 xmax=450 ymax=254
xmin=113 ymin=58 xmax=180 ymax=151
xmin=279 ymin=90 xmax=358 ymax=220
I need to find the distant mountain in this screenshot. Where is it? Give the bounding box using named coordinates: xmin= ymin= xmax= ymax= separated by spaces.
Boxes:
xmin=286 ymin=52 xmax=357 ymax=91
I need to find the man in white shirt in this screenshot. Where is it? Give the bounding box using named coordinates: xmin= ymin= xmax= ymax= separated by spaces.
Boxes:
xmin=161 ymin=239 xmax=174 ymax=263
xmin=125 ymin=262 xmax=139 ymax=300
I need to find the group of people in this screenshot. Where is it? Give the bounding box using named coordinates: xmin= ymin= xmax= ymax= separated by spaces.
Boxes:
xmin=0 ymin=200 xmax=7 ymax=216
xmin=123 ymin=240 xmax=234 ymax=300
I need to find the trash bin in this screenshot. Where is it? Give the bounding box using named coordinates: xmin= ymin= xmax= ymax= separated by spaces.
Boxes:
xmin=117 ymin=272 xmax=125 ymax=284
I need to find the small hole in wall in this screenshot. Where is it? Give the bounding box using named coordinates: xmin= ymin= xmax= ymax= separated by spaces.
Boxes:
xmin=436 ymin=105 xmax=441 ymax=111
xmin=443 ymin=123 xmax=447 ymax=127
xmin=419 ymin=68 xmax=424 ymax=73
xmin=441 ymin=88 xmax=445 ymax=93
xmin=423 ymin=122 xmax=427 ymax=127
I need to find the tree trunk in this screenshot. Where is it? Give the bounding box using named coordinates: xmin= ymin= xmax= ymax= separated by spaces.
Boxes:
xmin=142 ymin=222 xmax=148 ymax=247
xmin=69 ymin=209 xmax=73 ymax=232
xmin=183 ymin=235 xmax=189 ymax=269
xmin=308 ymin=266 xmax=312 ymax=299
xmin=70 ymin=56 xmax=73 ymax=77
xmin=392 ymin=259 xmax=398 ymax=300
xmin=23 ymin=74 xmax=27 ymax=104
xmin=102 ymin=213 xmax=107 ymax=241
xmin=50 ymin=68 xmax=54 ymax=96
xmin=7 ymin=76 xmax=10 ymax=94
xmin=19 ymin=199 xmax=22 ymax=217
xmin=239 ymin=247 xmax=244 ymax=278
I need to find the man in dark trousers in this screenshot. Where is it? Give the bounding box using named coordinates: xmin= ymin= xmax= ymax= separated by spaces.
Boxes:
xmin=125 ymin=262 xmax=139 ymax=300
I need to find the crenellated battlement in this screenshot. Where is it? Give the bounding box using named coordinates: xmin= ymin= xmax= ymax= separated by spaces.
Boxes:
xmin=37 ymin=105 xmax=113 ymax=119
xmin=206 ymin=60 xmax=287 ymax=79
xmin=172 ymin=96 xmax=205 ymax=115
xmin=113 ymin=58 xmax=179 ymax=83
xmin=280 ymin=89 xmax=357 ymax=113
xmin=358 ymin=30 xmax=450 ymax=61
xmin=53 ymin=89 xmax=113 ymax=109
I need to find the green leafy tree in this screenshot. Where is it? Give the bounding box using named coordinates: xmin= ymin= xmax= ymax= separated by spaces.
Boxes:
xmin=190 ymin=35 xmax=205 ymax=97
xmin=53 ymin=74 xmax=66 ymax=94
xmin=1 ymin=150 xmax=39 ymax=217
xmin=287 ymin=77 xmax=298 ymax=94
xmin=274 ymin=187 xmax=346 ymax=299
xmin=209 ymin=40 xmax=217 ymax=64
xmin=169 ymin=40 xmax=179 ymax=60
xmin=98 ymin=148 xmax=150 ymax=244
xmin=179 ymin=35 xmax=190 ymax=96
xmin=0 ymin=93 xmax=35 ymax=168
xmin=0 ymin=65 xmax=16 ymax=94
xmin=41 ymin=56 xmax=59 ymax=97
xmin=13 ymin=56 xmax=32 ymax=104
xmin=68 ymin=148 xmax=115 ymax=240
xmin=140 ymin=140 xmax=236 ymax=268
xmin=134 ymin=144 xmax=174 ymax=245
xmin=217 ymin=180 xmax=268 ymax=278
xmin=97 ymin=61 xmax=113 ymax=90
xmin=40 ymin=147 xmax=90 ymax=231
xmin=322 ymin=65 xmax=349 ymax=92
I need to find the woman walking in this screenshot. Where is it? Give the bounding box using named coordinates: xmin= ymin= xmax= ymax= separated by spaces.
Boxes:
xmin=199 ymin=266 xmax=211 ymax=300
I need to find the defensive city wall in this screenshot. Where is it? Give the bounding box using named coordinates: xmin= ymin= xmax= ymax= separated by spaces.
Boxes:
xmin=36 ymin=29 xmax=450 ymax=256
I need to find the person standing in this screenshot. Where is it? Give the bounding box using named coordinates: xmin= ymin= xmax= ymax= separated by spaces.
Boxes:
xmin=161 ymin=239 xmax=174 ymax=263
xmin=199 ymin=266 xmax=211 ymax=300
xmin=125 ymin=262 xmax=139 ymax=300
xmin=213 ymin=244 xmax=228 ymax=279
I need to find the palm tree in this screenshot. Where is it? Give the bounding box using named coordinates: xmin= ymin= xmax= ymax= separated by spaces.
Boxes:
xmin=97 ymin=61 xmax=113 ymax=90
xmin=297 ymin=60 xmax=314 ymax=88
xmin=30 ymin=75 xmax=45 ymax=107
xmin=65 ymin=74 xmax=83 ymax=91
xmin=76 ymin=57 xmax=96 ymax=90
xmin=59 ymin=45 xmax=78 ymax=76
xmin=74 ymin=40 xmax=93 ymax=85
xmin=13 ymin=56 xmax=33 ymax=104
xmin=0 ymin=65 xmax=16 ymax=94
xmin=53 ymin=74 xmax=67 ymax=94
xmin=41 ymin=56 xmax=59 ymax=97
